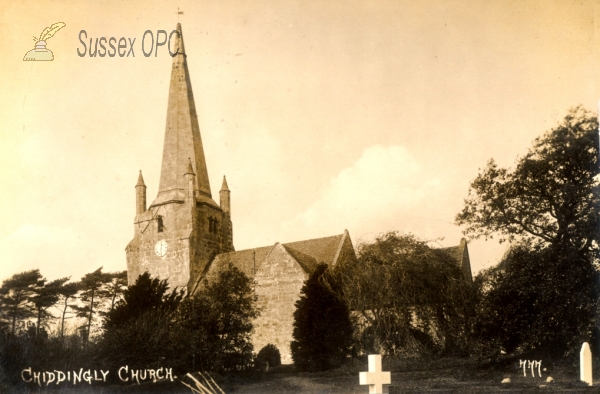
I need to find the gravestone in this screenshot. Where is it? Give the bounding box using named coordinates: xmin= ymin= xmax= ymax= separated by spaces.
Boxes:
xmin=580 ymin=342 xmax=592 ymax=386
xmin=359 ymin=354 xmax=391 ymax=394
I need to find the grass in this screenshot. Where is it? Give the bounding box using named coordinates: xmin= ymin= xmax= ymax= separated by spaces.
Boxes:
xmin=5 ymin=356 xmax=600 ymax=393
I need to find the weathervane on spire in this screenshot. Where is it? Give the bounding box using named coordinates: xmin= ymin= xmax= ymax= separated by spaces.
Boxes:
xmin=177 ymin=7 xmax=184 ymax=22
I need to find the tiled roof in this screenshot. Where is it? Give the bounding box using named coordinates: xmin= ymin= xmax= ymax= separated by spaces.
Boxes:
xmin=209 ymin=233 xmax=347 ymax=278
xmin=210 ymin=245 xmax=273 ymax=278
xmin=441 ymin=238 xmax=472 ymax=282
xmin=283 ymin=234 xmax=345 ymax=266
xmin=281 ymin=245 xmax=319 ymax=273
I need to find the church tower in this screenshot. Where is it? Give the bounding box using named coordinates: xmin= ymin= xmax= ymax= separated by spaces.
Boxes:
xmin=126 ymin=23 xmax=234 ymax=292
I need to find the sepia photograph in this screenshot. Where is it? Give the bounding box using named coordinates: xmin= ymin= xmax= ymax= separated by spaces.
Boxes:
xmin=0 ymin=0 xmax=598 ymax=392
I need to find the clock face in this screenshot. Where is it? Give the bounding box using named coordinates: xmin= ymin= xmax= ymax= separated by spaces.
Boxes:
xmin=154 ymin=240 xmax=168 ymax=257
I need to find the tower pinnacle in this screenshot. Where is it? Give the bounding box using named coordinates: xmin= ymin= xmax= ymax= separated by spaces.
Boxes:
xmin=220 ymin=175 xmax=231 ymax=215
xmin=136 ymin=170 xmax=146 ymax=187
xmin=220 ymin=175 xmax=230 ymax=192
xmin=135 ymin=170 xmax=147 ymax=214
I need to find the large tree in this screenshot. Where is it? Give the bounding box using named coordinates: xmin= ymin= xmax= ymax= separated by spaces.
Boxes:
xmin=291 ymin=264 xmax=353 ymax=371
xmin=473 ymin=244 xmax=599 ymax=360
xmin=100 ymin=272 xmax=184 ymax=369
xmin=457 ymin=107 xmax=600 ymax=358
xmin=456 ymin=106 xmax=599 ymax=255
xmin=328 ymin=232 xmax=474 ymax=356
xmin=173 ymin=263 xmax=258 ymax=372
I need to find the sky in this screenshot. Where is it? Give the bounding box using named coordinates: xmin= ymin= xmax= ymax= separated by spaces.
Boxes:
xmin=0 ymin=0 xmax=598 ymax=284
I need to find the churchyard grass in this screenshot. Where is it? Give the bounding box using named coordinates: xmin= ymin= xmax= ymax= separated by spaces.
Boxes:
xmin=40 ymin=355 xmax=600 ymax=393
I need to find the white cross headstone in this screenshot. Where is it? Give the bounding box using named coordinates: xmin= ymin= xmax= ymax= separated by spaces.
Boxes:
xmin=359 ymin=354 xmax=391 ymax=394
xmin=580 ymin=342 xmax=593 ymax=386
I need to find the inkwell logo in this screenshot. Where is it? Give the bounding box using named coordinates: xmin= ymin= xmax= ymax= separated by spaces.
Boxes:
xmin=23 ymin=22 xmax=66 ymax=61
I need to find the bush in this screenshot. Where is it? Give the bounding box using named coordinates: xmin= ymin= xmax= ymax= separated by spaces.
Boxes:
xmin=256 ymin=344 xmax=281 ymax=370
xmin=0 ymin=332 xmax=90 ymax=389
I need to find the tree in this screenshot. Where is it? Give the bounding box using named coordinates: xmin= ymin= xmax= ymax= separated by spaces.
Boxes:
xmin=30 ymin=277 xmax=69 ymax=338
xmin=57 ymin=281 xmax=80 ymax=338
xmin=100 ymin=272 xmax=184 ymax=369
xmin=102 ymin=271 xmax=128 ymax=314
xmin=103 ymin=271 xmax=183 ymax=330
xmin=456 ymin=106 xmax=599 ymax=254
xmin=456 ymin=107 xmax=600 ymax=358
xmin=327 ymin=233 xmax=474 ymax=356
xmin=474 ymin=243 xmax=600 ymax=360
xmin=0 ymin=270 xmax=44 ymax=336
xmin=74 ymin=267 xmax=112 ymax=343
xmin=291 ymin=264 xmax=353 ymax=371
xmin=174 ymin=263 xmax=259 ymax=372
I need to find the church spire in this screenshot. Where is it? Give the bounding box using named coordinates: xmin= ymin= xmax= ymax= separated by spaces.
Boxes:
xmin=152 ymin=23 xmax=212 ymax=206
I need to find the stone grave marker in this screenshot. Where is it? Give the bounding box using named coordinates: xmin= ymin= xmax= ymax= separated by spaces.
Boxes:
xmin=359 ymin=354 xmax=391 ymax=394
xmin=580 ymin=342 xmax=593 ymax=386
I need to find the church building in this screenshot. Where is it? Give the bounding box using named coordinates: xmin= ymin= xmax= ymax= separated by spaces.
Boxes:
xmin=126 ymin=23 xmax=472 ymax=365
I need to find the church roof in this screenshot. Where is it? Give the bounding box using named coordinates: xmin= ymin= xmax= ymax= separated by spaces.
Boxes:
xmin=205 ymin=232 xmax=350 ymax=280
xmin=282 ymin=234 xmax=346 ymax=267
xmin=281 ymin=245 xmax=319 ymax=273
xmin=151 ymin=23 xmax=215 ymax=208
xmin=441 ymin=238 xmax=472 ymax=282
xmin=209 ymin=245 xmax=274 ymax=278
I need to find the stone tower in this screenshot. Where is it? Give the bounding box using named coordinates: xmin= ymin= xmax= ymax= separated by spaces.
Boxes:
xmin=126 ymin=23 xmax=234 ymax=292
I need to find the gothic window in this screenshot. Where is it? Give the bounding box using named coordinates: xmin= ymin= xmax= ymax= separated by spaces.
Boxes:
xmin=157 ymin=216 xmax=164 ymax=233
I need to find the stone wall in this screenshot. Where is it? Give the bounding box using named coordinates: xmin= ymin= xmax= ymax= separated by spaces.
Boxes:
xmin=251 ymin=243 xmax=308 ymax=364
xmin=126 ymin=201 xmax=193 ymax=289
xmin=126 ymin=193 xmax=234 ymax=292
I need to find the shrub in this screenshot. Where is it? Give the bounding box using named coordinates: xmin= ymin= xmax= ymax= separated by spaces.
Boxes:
xmin=256 ymin=344 xmax=281 ymax=369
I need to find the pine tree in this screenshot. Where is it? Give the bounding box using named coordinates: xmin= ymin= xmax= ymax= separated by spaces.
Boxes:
xmin=0 ymin=270 xmax=44 ymax=336
xmin=31 ymin=277 xmax=69 ymax=338
xmin=291 ymin=264 xmax=353 ymax=371
xmin=74 ymin=267 xmax=112 ymax=343
xmin=57 ymin=281 xmax=80 ymax=338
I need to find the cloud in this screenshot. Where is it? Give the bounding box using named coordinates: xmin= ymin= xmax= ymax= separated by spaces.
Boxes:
xmin=283 ymin=145 xmax=442 ymax=241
